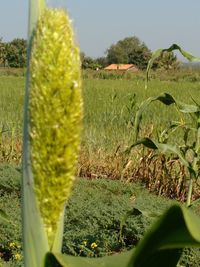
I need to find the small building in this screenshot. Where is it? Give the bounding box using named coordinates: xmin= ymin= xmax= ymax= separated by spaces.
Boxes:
xmin=104 ymin=64 xmax=138 ymax=72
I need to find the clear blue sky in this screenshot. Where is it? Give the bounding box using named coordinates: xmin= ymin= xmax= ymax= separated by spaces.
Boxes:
xmin=1 ymin=0 xmax=200 ymax=60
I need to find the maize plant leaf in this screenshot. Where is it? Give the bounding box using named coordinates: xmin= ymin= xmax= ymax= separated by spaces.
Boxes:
xmin=131 ymin=204 xmax=200 ymax=267
xmin=146 ymin=44 xmax=200 ymax=86
xmin=45 ymin=250 xmax=134 ymax=267
xmin=131 ymin=137 xmax=195 ymax=176
xmin=133 ymin=93 xmax=199 ymax=142
xmin=131 ymin=137 xmax=158 ymax=150
xmin=133 ymin=93 xmax=176 ymax=141
xmin=177 ymin=102 xmax=199 ymax=113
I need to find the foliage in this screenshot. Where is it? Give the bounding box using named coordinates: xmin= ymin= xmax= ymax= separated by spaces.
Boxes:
xmin=0 ymin=68 xmax=25 ymax=77
xmin=106 ymin=36 xmax=151 ymax=69
xmin=0 ymin=164 xmax=21 ymax=192
xmin=81 ymin=52 xmax=102 ymax=70
xmin=63 ymin=179 xmax=167 ymax=257
xmin=131 ymin=93 xmax=200 ymax=206
xmin=0 ymin=165 xmax=171 ymax=264
xmin=2 ymin=75 xmax=200 ymax=199
xmin=155 ymin=51 xmax=180 ymax=71
xmin=5 ymin=2 xmax=200 ymax=262
xmin=0 ymin=38 xmax=7 ymax=67
xmin=5 ymin=39 xmax=27 ymax=68
xmin=0 ymin=38 xmax=26 ymax=68
xmin=1 ymin=164 xmax=200 ymax=266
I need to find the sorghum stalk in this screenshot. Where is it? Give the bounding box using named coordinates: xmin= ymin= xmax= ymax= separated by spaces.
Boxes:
xmin=29 ymin=8 xmax=82 ymax=245
xmin=22 ymin=1 xmax=82 ymax=266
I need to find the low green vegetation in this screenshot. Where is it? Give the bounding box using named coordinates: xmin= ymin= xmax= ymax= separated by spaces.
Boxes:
xmin=1 ymin=67 xmax=200 ymax=266
xmin=1 ymin=165 xmax=200 ymax=267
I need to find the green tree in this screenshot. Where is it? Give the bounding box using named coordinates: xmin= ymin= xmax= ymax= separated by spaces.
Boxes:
xmin=96 ymin=56 xmax=108 ymax=68
xmin=0 ymin=38 xmax=6 ymax=67
xmin=80 ymin=52 xmax=101 ymax=70
xmin=106 ymin=36 xmax=151 ymax=69
xmin=6 ymin=38 xmax=27 ymax=67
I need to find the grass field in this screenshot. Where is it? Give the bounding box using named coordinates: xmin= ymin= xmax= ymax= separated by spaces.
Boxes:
xmin=1 ymin=72 xmax=200 ymax=266
xmin=1 ymin=75 xmax=200 ymax=148
xmin=1 ymin=74 xmax=200 ymax=193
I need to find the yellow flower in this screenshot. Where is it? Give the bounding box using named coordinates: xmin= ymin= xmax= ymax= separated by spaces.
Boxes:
xmin=14 ymin=253 xmax=22 ymax=260
xmin=82 ymin=240 xmax=87 ymax=246
xmin=91 ymin=242 xmax=97 ymax=249
xmin=9 ymin=242 xmax=16 ymax=248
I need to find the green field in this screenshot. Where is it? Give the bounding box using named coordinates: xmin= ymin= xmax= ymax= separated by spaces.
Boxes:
xmin=1 ymin=75 xmax=200 ymax=148
xmin=1 ymin=73 xmax=200 ymax=266
xmin=1 ymin=75 xmax=200 ymax=176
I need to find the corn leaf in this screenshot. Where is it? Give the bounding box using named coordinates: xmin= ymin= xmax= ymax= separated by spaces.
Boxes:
xmin=146 ymin=44 xmax=200 ymax=87
xmin=134 ymin=93 xmax=199 ymax=142
xmin=130 ymin=137 xmax=195 ymax=176
xmin=131 ymin=205 xmax=200 ymax=267
xmin=45 ymin=250 xmax=134 ymax=267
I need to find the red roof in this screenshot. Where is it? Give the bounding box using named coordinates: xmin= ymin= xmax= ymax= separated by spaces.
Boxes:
xmin=104 ymin=64 xmax=138 ymax=70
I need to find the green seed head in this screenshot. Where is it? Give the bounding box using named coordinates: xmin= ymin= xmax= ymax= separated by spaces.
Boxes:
xmin=29 ymin=8 xmax=82 ymax=245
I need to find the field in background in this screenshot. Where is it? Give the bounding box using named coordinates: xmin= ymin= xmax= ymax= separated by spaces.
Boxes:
xmin=1 ymin=71 xmax=200 ymax=199
xmin=1 ymin=70 xmax=200 ymax=266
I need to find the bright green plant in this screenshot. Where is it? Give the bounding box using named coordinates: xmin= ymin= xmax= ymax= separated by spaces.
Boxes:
xmin=131 ymin=45 xmax=200 ymax=207
xmin=131 ymin=92 xmax=200 ymax=206
xmin=23 ymin=1 xmax=200 ymax=266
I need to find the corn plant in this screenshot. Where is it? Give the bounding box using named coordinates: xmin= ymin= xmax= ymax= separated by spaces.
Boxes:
xmin=131 ymin=45 xmax=200 ymax=207
xmin=23 ymin=1 xmax=200 ymax=266
xmin=131 ymin=92 xmax=200 ymax=205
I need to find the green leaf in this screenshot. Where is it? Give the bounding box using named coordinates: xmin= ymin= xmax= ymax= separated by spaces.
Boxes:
xmin=131 ymin=205 xmax=200 ymax=267
xmin=45 ymin=250 xmax=134 ymax=267
xmin=146 ymin=44 xmax=200 ymax=88
xmin=156 ymin=92 xmax=176 ymax=105
xmin=133 ymin=137 xmax=158 ymax=149
xmin=131 ymin=137 xmax=195 ymax=175
xmin=133 ymin=93 xmax=199 ymax=143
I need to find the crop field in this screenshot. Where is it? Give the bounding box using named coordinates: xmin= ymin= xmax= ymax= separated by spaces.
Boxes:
xmin=1 ymin=72 xmax=200 ymax=266
xmin=1 ymin=75 xmax=200 ymax=151
xmin=1 ymin=75 xmax=200 ymax=182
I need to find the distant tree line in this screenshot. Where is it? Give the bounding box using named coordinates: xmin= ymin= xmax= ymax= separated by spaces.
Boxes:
xmin=81 ymin=36 xmax=180 ymax=71
xmin=0 ymin=35 xmax=179 ymax=70
xmin=0 ymin=38 xmax=27 ymax=68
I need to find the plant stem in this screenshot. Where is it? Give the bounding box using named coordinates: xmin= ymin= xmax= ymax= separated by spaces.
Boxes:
xmin=186 ymin=177 xmax=193 ymax=207
xmin=28 ymin=0 xmax=45 ymax=39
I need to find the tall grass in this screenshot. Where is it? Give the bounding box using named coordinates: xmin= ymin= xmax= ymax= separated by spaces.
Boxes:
xmin=0 ymin=76 xmax=24 ymax=134
xmin=1 ymin=75 xmax=200 ymax=165
xmin=82 ymin=78 xmax=200 ymax=150
xmin=0 ymin=77 xmax=24 ymax=163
